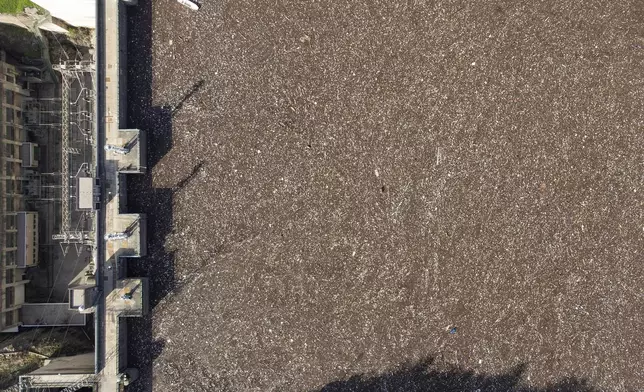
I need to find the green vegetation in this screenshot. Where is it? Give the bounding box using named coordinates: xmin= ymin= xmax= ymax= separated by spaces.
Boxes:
xmin=0 ymin=0 xmax=40 ymax=15
xmin=67 ymin=26 xmax=79 ymax=39
xmin=0 ymin=351 xmax=41 ymax=389
xmin=65 ymin=26 xmax=92 ymax=47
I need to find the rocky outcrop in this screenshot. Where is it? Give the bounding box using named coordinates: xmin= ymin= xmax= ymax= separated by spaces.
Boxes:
xmin=0 ymin=21 xmax=41 ymax=59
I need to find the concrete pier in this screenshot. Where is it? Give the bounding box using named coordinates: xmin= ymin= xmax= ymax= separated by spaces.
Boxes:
xmin=97 ymin=0 xmax=148 ymax=390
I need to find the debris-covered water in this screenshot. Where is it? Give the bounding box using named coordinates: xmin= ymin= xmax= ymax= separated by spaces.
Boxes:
xmin=126 ymin=0 xmax=644 ymax=390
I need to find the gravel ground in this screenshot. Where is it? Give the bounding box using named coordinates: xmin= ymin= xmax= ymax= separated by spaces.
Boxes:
xmin=126 ymin=0 xmax=644 ymax=391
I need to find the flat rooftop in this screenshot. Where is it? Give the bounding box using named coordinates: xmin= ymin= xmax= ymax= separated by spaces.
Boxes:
xmin=21 ymin=353 xmax=95 ymax=391
xmin=29 ymin=353 xmax=95 ymax=376
xmin=77 ymin=177 xmax=96 ymax=210
xmin=126 ymin=0 xmax=644 ymax=391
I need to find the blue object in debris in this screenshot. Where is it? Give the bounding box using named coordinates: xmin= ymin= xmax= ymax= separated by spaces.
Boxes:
xmin=449 ymin=327 xmax=457 ymax=334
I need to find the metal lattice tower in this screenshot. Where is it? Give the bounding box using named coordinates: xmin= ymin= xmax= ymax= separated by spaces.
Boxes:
xmin=60 ymin=70 xmax=70 ymax=235
xmin=52 ymin=60 xmax=96 ymax=254
xmin=23 ymin=97 xmax=62 ymax=134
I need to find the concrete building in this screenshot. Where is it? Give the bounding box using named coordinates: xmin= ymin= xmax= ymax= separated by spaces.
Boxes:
xmin=68 ymin=263 xmax=96 ymax=311
xmin=0 ymin=52 xmax=42 ymax=332
xmin=19 ymin=352 xmax=97 ymax=390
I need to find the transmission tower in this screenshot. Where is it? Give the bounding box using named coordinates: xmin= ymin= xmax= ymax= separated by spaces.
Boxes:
xmin=52 ymin=60 xmax=96 ymax=255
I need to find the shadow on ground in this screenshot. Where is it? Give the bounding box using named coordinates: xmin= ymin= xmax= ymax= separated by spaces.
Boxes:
xmin=318 ymin=358 xmax=596 ymax=392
